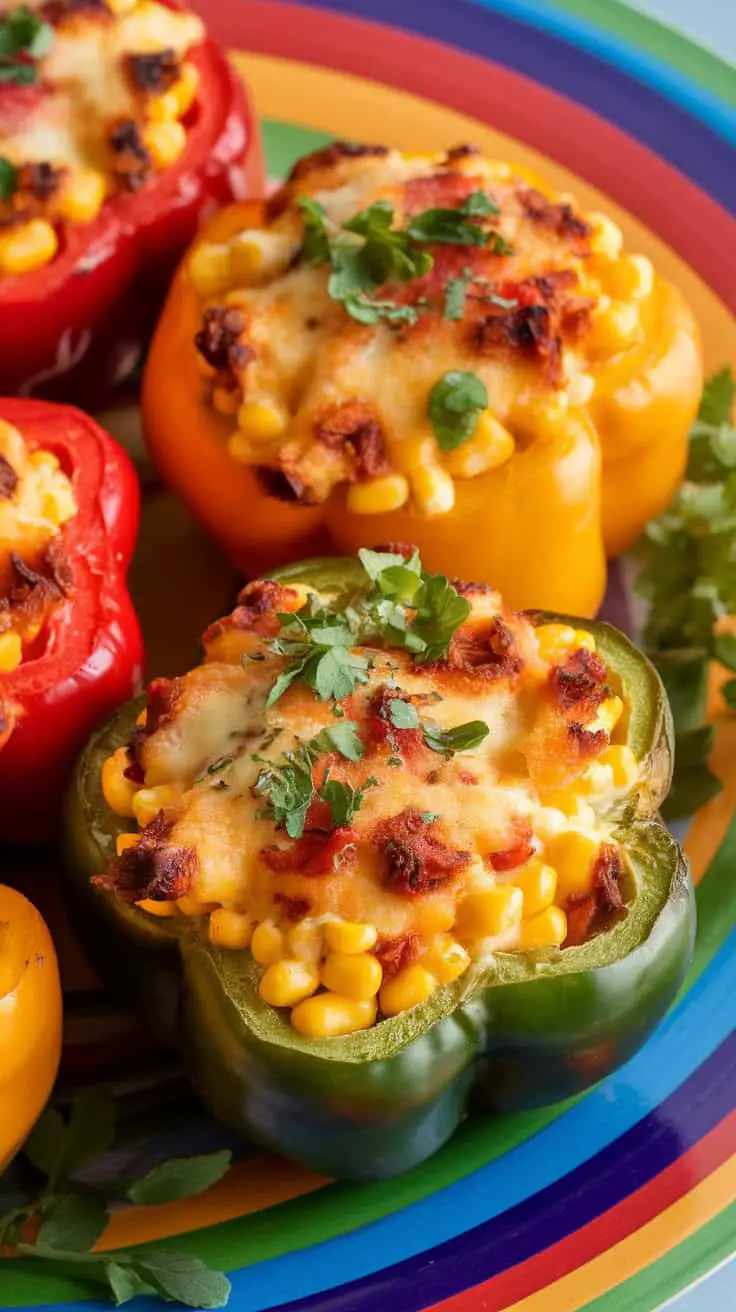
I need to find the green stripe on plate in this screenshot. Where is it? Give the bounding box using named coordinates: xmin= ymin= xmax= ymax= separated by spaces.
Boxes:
xmin=581 ymin=1200 xmax=736 ymax=1312
xmin=551 ymin=0 xmax=736 ymax=106
xmin=262 ymin=120 xmax=332 ymax=180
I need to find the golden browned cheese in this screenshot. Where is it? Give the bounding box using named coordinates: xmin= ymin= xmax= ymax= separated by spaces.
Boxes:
xmin=189 ymin=143 xmax=652 ymax=512
xmin=109 ymin=577 xmax=634 ymax=950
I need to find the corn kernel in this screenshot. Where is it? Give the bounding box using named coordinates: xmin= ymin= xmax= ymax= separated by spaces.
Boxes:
xmin=519 ymin=905 xmax=567 ymax=949
xmin=540 ymin=789 xmax=590 ymax=820
xmin=188 ymin=241 xmax=231 ymax=298
xmin=42 ymin=481 xmax=77 ymax=526
xmin=588 ymin=299 xmax=640 ymax=354
xmin=514 ymin=861 xmax=557 ymax=917
xmin=513 ymin=390 xmax=569 ymax=439
xmin=0 ymin=631 xmax=22 ymax=673
xmin=149 ymin=61 xmax=199 ymax=121
xmin=456 ymin=886 xmax=524 ymax=941
xmin=291 ymin=993 xmax=377 ymax=1037
xmin=444 ymin=411 xmax=515 ymax=477
xmin=585 ymin=212 xmax=624 ymax=259
xmin=287 ymin=919 xmax=323 ymax=963
xmin=592 ymin=695 xmax=624 ymax=734
xmin=251 ymin=921 xmax=284 ymax=965
xmin=259 ymin=958 xmax=320 ymax=1008
xmin=380 ymin=963 xmax=436 ymax=1017
xmin=323 ymin=921 xmax=378 ymax=954
xmin=177 ymin=896 xmax=218 ymax=917
xmin=57 ymin=170 xmax=107 ymax=224
xmin=599 ymin=744 xmax=639 ymax=789
xmin=411 ymin=465 xmax=455 ymax=516
xmin=604 ymin=253 xmax=654 ymax=302
xmin=209 ymin=908 xmax=253 ymax=949
xmin=0 ymin=219 xmax=58 ymax=276
xmin=131 ymin=784 xmax=181 ymax=826
xmin=102 ymin=748 xmax=138 ymax=817
xmin=116 ymin=832 xmax=140 ymax=856
xmin=237 ymin=401 xmax=289 ymax=443
xmin=229 ymin=234 xmax=264 ymax=282
xmin=30 ymin=449 xmax=59 ymax=472
xmin=321 ymin=951 xmax=383 ymax=1001
xmin=136 ymin=898 xmax=177 ymax=917
xmin=484 ymin=160 xmax=512 ymax=180
xmin=566 ymin=373 xmax=595 ymax=407
xmin=106 ymin=0 xmax=137 ymax=11
xmin=423 ymin=936 xmax=470 ymax=984
xmin=212 ymin=386 xmax=240 ymax=416
xmin=143 ymin=121 xmax=187 ymax=170
xmin=546 ymin=831 xmax=599 ymax=902
xmin=535 ymin=623 xmax=595 ymax=665
xmin=346 ymin=473 xmax=410 ymax=514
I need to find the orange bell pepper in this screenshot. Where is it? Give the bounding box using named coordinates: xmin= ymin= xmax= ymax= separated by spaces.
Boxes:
xmin=142 ymin=169 xmax=702 ymax=617
xmin=0 ymin=886 xmax=62 ymax=1173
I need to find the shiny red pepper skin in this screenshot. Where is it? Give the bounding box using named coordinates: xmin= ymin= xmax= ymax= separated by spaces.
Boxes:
xmin=0 ymin=13 xmax=264 ymax=407
xmin=0 ymin=399 xmax=143 ymax=843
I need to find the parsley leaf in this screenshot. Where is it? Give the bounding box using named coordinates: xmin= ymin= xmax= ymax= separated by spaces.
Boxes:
xmin=341 ymin=292 xmax=418 ymax=326
xmin=0 ymin=157 xmax=18 ymax=201
xmin=267 ymin=603 xmax=370 ymax=706
xmin=428 ymin=370 xmax=488 ymax=451
xmin=422 ymin=719 xmax=489 ymax=755
xmin=319 ymin=775 xmax=377 ymax=827
xmin=407 ymin=192 xmax=500 ymax=246
xmin=358 ymin=546 xmax=421 ymax=582
xmin=0 ymin=6 xmax=52 ymax=83
xmin=388 ymin=698 xmax=420 ymax=730
xmin=253 ymin=723 xmax=365 ymax=837
xmin=343 ymin=200 xmax=432 ymax=284
xmin=297 ymin=196 xmax=331 ymax=264
xmin=444 ymin=267 xmax=473 ymax=321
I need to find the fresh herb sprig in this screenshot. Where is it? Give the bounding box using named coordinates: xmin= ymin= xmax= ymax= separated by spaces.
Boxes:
xmin=386 ymin=696 xmax=489 ymax=755
xmin=253 ymin=721 xmax=366 ymax=837
xmin=0 ymin=1091 xmax=232 ymax=1308
xmin=428 ymin=370 xmax=488 ymax=450
xmin=298 ymin=190 xmax=511 ymax=327
xmin=0 ymin=6 xmax=53 ymax=85
xmin=636 ymin=367 xmax=736 ymax=818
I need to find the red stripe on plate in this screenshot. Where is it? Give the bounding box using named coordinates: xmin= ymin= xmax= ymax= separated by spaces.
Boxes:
xmin=194 ymin=0 xmax=736 ymax=312
xmin=425 ymin=1109 xmax=736 ymax=1312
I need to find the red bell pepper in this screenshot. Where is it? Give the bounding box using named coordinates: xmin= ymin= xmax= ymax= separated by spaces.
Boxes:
xmin=0 ymin=5 xmax=264 ymax=407
xmin=0 ymin=398 xmax=143 ymax=843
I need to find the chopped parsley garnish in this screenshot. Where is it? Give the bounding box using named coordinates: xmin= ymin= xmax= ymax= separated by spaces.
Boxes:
xmin=428 ymin=370 xmax=489 ymax=452
xmin=386 ymin=693 xmax=489 ymax=756
xmin=444 ymin=267 xmax=473 ymax=321
xmin=0 ymin=157 xmax=18 ymax=201
xmin=420 ymin=811 xmax=439 ymax=822
xmin=0 ymin=6 xmax=53 ymax=85
xmin=388 ymin=698 xmax=420 ymax=730
xmin=253 ymin=722 xmax=366 ymax=837
xmin=636 ymin=367 xmax=736 ymax=818
xmin=297 ymin=190 xmax=510 ymax=327
xmin=320 ymin=775 xmax=378 ymax=828
xmin=267 ymin=604 xmax=370 ymax=706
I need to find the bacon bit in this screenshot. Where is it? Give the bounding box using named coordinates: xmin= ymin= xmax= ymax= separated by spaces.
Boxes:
xmin=42 ymin=0 xmax=110 ymax=22
xmin=145 ymin=676 xmax=183 ymax=735
xmin=564 ymin=844 xmax=625 ymax=946
xmin=0 ymin=454 xmax=18 ymax=500
xmin=567 ymin=721 xmax=608 ymax=759
xmin=314 ymin=399 xmax=389 ymax=482
xmin=274 ymin=893 xmax=312 ymax=921
xmin=402 ymin=170 xmax=477 ymax=217
xmin=451 ymin=579 xmax=494 ymax=597
xmin=202 ymin=579 xmax=302 ymax=644
xmin=287 ymin=142 xmax=388 ymax=184
xmin=261 ymin=826 xmax=358 ymax=877
xmin=254 ymin=464 xmax=312 ymax=505
xmin=366 ymin=686 xmax=426 ymax=763
xmin=0 ymin=544 xmax=70 ymax=641
xmin=443 ymin=144 xmax=481 ymax=164
xmin=369 ymin=541 xmax=419 ymax=560
xmin=549 ymin=648 xmax=608 ymax=717
xmin=487 ymin=820 xmax=534 ymax=872
xmin=593 ymin=843 xmax=625 ymax=913
xmin=375 ymin=932 xmax=420 ymax=976
xmin=194 ymin=306 xmax=253 ymax=376
xmin=434 ymin=616 xmax=523 ymax=684
xmin=126 ymin=48 xmax=179 ymax=94
xmin=23 ymin=161 xmax=63 ymax=202
xmin=518 ymin=188 xmax=591 ymax=242
xmin=469 ymin=270 xmax=593 ymax=384
xmin=123 ymin=733 xmax=145 ymax=784
xmin=458 ymin=770 xmax=479 ymax=786
xmin=94 ymin=812 xmax=197 ymax=903
xmin=109 ymin=118 xmax=151 ymax=191
xmin=375 ymin=808 xmax=471 ymax=896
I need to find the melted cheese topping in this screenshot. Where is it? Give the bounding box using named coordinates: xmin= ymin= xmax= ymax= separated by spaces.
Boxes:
xmin=0 ymin=417 xmax=76 ymax=660
xmin=190 ymin=143 xmax=657 ymax=513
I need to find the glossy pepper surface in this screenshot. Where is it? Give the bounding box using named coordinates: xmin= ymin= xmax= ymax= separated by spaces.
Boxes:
xmin=0 ymin=399 xmax=143 ymax=843
xmin=62 ymin=557 xmax=695 ymax=1180
xmin=0 ymin=886 xmax=62 ymax=1173
xmin=142 ymin=148 xmax=702 ymax=615
xmin=0 ymin=4 xmax=264 ymax=407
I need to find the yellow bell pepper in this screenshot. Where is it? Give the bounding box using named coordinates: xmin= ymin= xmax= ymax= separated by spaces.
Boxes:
xmin=142 ymin=146 xmax=702 ymax=616
xmin=0 ymin=886 xmax=62 ymax=1172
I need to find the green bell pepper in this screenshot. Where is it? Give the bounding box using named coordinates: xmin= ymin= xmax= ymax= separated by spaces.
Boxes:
xmin=62 ymin=557 xmax=695 ymax=1180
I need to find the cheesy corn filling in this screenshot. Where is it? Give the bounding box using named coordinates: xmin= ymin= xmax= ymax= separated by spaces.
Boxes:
xmin=0 ymin=0 xmax=205 ymax=277
xmin=0 ymin=417 xmax=76 ymax=673
xmin=100 ymin=550 xmax=640 ymax=1037
xmin=189 ymin=141 xmax=656 ymax=518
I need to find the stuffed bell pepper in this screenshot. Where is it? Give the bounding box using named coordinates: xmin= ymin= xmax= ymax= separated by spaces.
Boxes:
xmin=63 ymin=548 xmax=694 ymax=1179
xmin=142 ymin=142 xmax=702 ymax=614
xmin=0 ymin=398 xmax=143 ymax=843
xmin=0 ymin=0 xmax=263 ymax=405
xmin=0 ymin=885 xmax=62 ymax=1172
